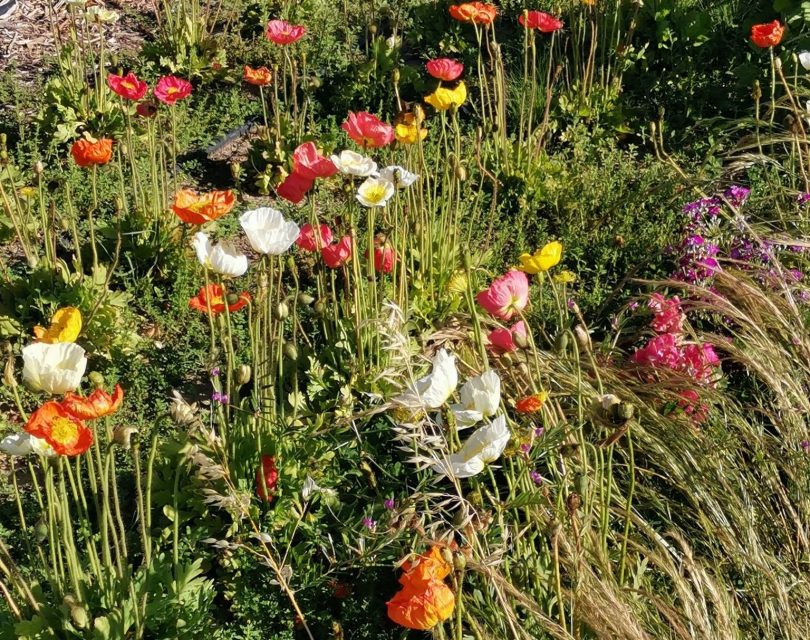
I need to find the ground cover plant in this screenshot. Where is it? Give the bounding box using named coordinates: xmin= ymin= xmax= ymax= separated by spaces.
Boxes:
xmin=1 ymin=0 xmax=810 ymax=638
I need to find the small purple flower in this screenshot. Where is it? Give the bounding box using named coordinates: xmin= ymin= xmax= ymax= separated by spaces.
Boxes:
xmin=529 ymin=471 xmax=543 ymax=485
xmin=211 ymin=367 xmax=220 ymax=377
xmin=520 ymin=443 xmax=532 ymax=454
xmin=798 ymin=193 xmax=810 ymax=205
xmin=534 ymin=426 xmax=545 ymax=438
xmin=362 ymin=517 xmax=377 ymax=531
xmin=211 ymin=391 xmax=229 ymax=404
xmin=383 ymin=498 xmax=395 ymax=510
xmin=723 ymin=185 xmax=751 ymax=207
xmin=801 ymin=440 xmax=810 ymax=453
xmin=567 ymin=298 xmax=576 ymax=310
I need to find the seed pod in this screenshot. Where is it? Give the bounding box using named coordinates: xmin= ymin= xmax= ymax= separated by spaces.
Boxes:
xmin=313 ymin=300 xmax=327 ymax=316
xmin=566 ymin=492 xmax=582 ymax=513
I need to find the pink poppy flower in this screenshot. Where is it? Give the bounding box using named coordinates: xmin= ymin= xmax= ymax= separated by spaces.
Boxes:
xmin=519 ymin=11 xmax=563 ymax=33
xmin=341 ymin=111 xmax=394 ymax=148
xmin=296 ymin=223 xmax=333 ymax=252
xmin=265 ymin=19 xmax=306 ymax=45
xmin=487 ymin=321 xmax=526 ymax=353
xmin=373 ymin=244 xmax=396 ymax=273
xmin=154 ymin=76 xmax=193 ymax=105
xmin=277 ymin=172 xmax=314 ymax=204
xmin=425 ymin=58 xmax=464 ymax=82
xmin=293 ymin=142 xmax=338 ymax=180
xmin=476 ymin=270 xmax=530 ymax=320
xmin=321 ymin=235 xmax=353 ymax=268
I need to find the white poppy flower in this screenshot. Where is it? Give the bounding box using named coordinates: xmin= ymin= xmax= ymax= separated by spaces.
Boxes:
xmin=192 ymin=232 xmax=248 ymax=277
xmin=301 ymin=476 xmax=321 ymax=500
xmin=356 ymin=177 xmax=395 ymax=208
xmin=330 ymin=150 xmax=378 ymax=177
xmin=800 ymin=51 xmax=810 ymax=71
xmin=239 ymin=207 xmax=299 ymax=255
xmin=22 ymin=342 xmax=87 ymax=395
xmin=432 ymin=415 xmax=510 ymax=479
xmin=431 ymin=452 xmax=485 ymax=478
xmin=378 ymin=165 xmax=419 ymax=188
xmin=450 ymin=370 xmax=501 ymax=428
xmin=394 ymin=349 xmax=458 ymax=410
xmin=0 ymin=433 xmax=54 ymax=457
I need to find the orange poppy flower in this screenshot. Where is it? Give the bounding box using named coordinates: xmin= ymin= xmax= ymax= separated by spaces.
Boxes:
xmin=750 ymin=20 xmax=784 ymax=48
xmin=71 ymin=137 xmax=113 ymax=167
xmin=62 ymin=384 xmax=124 ymax=420
xmin=243 ymin=65 xmax=273 ymax=86
xmin=189 ymin=284 xmax=251 ymax=314
xmin=449 ymin=2 xmax=497 ymax=25
xmin=171 ymin=189 xmax=236 ymax=224
xmin=25 ymin=401 xmax=93 ymax=457
xmin=400 ymin=546 xmax=452 ymax=589
xmin=387 ymin=579 xmax=455 ymax=630
xmin=515 ymin=392 xmax=548 ymax=414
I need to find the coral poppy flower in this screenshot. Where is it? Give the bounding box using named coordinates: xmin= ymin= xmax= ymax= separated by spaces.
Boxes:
xmin=321 ymin=235 xmax=353 ymax=268
xmin=341 ymin=111 xmax=394 ymax=148
xmin=189 ymin=284 xmax=251 ymax=314
xmin=515 ymin=392 xmax=548 ymax=414
xmin=387 ymin=580 xmax=456 ymax=630
xmin=750 ymin=20 xmax=784 ymax=48
xmin=425 ymin=58 xmax=464 ymax=82
xmin=425 ymin=82 xmax=467 ymax=111
xmin=292 ymin=142 xmax=338 ymax=180
xmin=265 ymin=19 xmax=306 ymax=45
xmin=518 ymin=241 xmax=563 ymax=274
xmin=374 ymin=244 xmax=396 ymax=273
xmin=400 ymin=547 xmax=452 ymax=589
xmin=296 ymin=223 xmax=333 ymax=252
xmin=487 ymin=321 xmax=526 ymax=353
xmin=71 ymin=137 xmax=113 ymax=167
xmin=25 ymin=401 xmax=93 ymax=457
xmin=243 ymin=65 xmax=273 ymax=86
xmin=519 ymin=10 xmax=563 ymax=32
xmin=171 ymin=189 xmax=236 ymax=225
xmin=449 ymin=2 xmax=497 ymax=25
xmin=33 ymin=307 xmax=82 ymax=344
xmin=62 ymin=384 xmax=124 ymax=420
xmin=277 ymin=172 xmax=315 ymax=204
xmin=107 ymin=72 xmax=148 ymax=101
xmin=477 ymin=270 xmax=530 ymax=320
xmin=256 ymin=454 xmax=278 ymax=502
xmin=394 ymin=112 xmax=428 ymax=144
xmin=154 ymin=76 xmax=193 ymax=105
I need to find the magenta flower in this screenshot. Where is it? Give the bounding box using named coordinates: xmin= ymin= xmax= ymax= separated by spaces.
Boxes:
xmin=477 ymin=270 xmax=529 ymax=320
xmin=265 ymin=19 xmax=307 ymax=45
xmin=487 ymin=321 xmax=526 ymax=353
xmin=648 ymin=293 xmax=684 ymax=335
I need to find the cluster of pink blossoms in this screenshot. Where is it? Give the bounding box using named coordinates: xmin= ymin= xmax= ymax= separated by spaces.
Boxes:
xmin=631 ymin=294 xmax=721 ymax=421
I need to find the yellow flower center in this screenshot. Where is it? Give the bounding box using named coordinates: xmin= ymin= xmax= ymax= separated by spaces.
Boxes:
xmin=50 ymin=417 xmax=79 ymax=447
xmin=364 ymin=184 xmax=388 ymax=203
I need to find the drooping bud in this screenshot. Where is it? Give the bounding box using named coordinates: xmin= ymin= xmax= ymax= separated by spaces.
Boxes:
xmin=3 ymin=357 xmax=16 ymax=388
xmin=112 ymin=425 xmax=138 ymax=450
xmin=573 ymin=324 xmax=591 ymax=352
xmin=297 ymin=292 xmax=315 ymax=306
xmin=283 ymin=342 xmax=298 ymax=361
xmin=88 ymin=371 xmax=105 ymax=389
xmin=236 ymin=364 xmax=252 ymax=385
xmin=275 ymin=301 xmax=289 ymax=320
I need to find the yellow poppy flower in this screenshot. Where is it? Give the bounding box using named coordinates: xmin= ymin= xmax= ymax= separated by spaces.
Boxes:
xmin=553 ymin=270 xmax=576 ymax=284
xmin=425 ymin=81 xmax=467 ymax=111
xmin=518 ymin=241 xmax=563 ymax=274
xmin=394 ymin=114 xmax=428 ymax=144
xmin=33 ymin=307 xmax=83 ymax=344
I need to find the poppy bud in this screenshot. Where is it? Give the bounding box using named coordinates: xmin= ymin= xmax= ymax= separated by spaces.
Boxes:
xmin=440 ymin=547 xmax=454 ymax=566
xmin=453 ymin=552 xmax=467 ymax=570
xmin=236 ymin=364 xmax=252 ymax=385
xmin=612 ymin=402 xmax=635 ymax=422
xmin=275 ymin=301 xmax=289 ymax=319
xmin=34 ymin=160 xmax=45 ymax=175
xmin=112 ymin=425 xmax=138 ymax=450
xmin=454 ymin=162 xmax=466 ymax=181
xmin=88 ymin=371 xmax=105 ymax=389
xmin=3 ymin=357 xmax=16 ymax=388
xmin=230 ymin=162 xmax=242 ymax=181
xmin=369 ymin=23 xmax=378 ymax=35
xmin=34 ymin=518 xmax=48 ymax=542
xmin=573 ymin=325 xmax=591 ymax=352
xmin=114 ymin=197 xmax=124 ymax=212
xmin=392 ymin=68 xmax=400 ymax=85
xmin=297 ymin=292 xmax=314 ymax=306
xmin=554 ymin=332 xmax=568 ymax=355
xmin=283 ymin=342 xmax=298 ymax=361
xmin=309 ymin=77 xmax=322 ymax=90
xmin=313 ymin=300 xmax=327 ymax=316
xmin=574 ymin=473 xmax=588 ymax=497
xmin=513 ymin=330 xmax=530 ymax=349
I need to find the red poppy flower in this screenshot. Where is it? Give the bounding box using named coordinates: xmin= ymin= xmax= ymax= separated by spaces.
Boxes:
xmin=277 ymin=172 xmax=315 ymax=204
xmin=341 ymin=111 xmax=394 ymax=148
xmin=373 ymin=244 xmax=396 ymax=273
xmin=321 ymin=235 xmax=353 ymax=268
xmin=62 ymin=384 xmax=124 ymax=420
xmin=519 ymin=10 xmax=563 ymax=33
xmin=107 ymin=72 xmax=149 ymax=101
xmin=292 ymin=142 xmax=338 ymax=180
xmin=296 ymin=223 xmax=333 ymax=252
xmin=154 ymin=76 xmax=193 ymax=105
xmin=136 ymin=100 xmax=158 ymax=118
xmin=265 ymin=19 xmax=306 ymax=45
xmin=425 ymin=58 xmax=464 ymax=82
xmin=71 ymin=137 xmax=113 ymax=167
xmin=449 ymin=2 xmax=497 ymax=25
xmin=243 ymin=65 xmax=273 ymax=86
xmin=171 ymin=189 xmax=236 ymax=225
xmin=256 ymin=454 xmax=278 ymax=502
xmin=189 ymin=284 xmax=251 ymax=314
xmin=750 ymin=20 xmax=784 ymax=48
xmin=25 ymin=402 xmax=93 ymax=457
